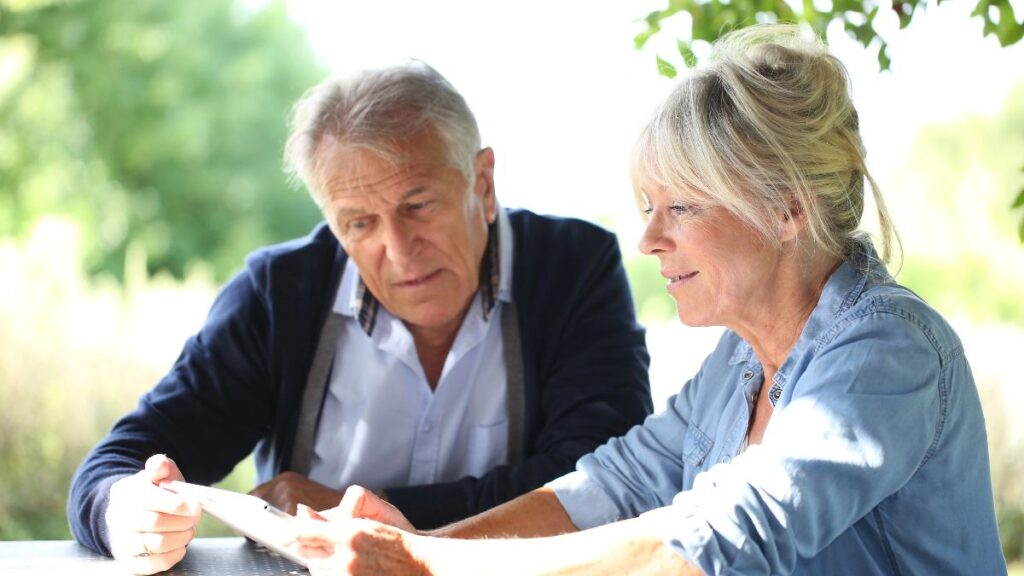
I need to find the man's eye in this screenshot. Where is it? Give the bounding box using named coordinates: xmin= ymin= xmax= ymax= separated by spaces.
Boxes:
xmin=407 ymin=201 xmax=430 ymax=212
xmin=347 ymin=217 xmax=372 ymax=232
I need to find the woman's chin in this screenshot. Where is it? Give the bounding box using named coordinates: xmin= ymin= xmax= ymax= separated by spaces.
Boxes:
xmin=675 ymin=308 xmax=712 ymax=328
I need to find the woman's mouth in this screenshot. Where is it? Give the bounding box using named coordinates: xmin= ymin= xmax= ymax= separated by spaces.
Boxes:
xmin=667 ymin=271 xmax=698 ymax=289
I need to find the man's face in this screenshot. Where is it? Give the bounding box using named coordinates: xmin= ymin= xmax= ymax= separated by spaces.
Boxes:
xmin=318 ymin=128 xmax=496 ymax=340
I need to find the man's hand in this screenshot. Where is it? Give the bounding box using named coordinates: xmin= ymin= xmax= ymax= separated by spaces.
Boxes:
xmin=105 ymin=454 xmax=201 ymax=575
xmin=249 ymin=471 xmax=343 ymax=514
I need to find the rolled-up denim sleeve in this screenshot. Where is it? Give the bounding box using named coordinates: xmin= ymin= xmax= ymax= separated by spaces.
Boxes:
xmin=652 ymin=307 xmax=945 ymax=574
xmin=546 ymin=365 xmax=706 ymax=529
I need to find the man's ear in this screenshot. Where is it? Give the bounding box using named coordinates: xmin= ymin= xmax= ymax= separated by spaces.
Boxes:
xmin=474 ymin=147 xmax=497 ymax=223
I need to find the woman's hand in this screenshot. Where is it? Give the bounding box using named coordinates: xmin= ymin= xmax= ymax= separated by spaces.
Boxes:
xmin=293 ymin=512 xmax=431 ymax=576
xmin=316 ymin=485 xmax=417 ymax=532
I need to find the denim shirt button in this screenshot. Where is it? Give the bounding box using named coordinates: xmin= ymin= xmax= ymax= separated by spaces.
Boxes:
xmin=742 ymin=370 xmax=754 ymax=381
xmin=770 ymin=388 xmax=782 ymax=401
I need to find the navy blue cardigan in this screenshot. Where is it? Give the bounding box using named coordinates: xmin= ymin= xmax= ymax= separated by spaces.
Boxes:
xmin=68 ymin=209 xmax=652 ymax=554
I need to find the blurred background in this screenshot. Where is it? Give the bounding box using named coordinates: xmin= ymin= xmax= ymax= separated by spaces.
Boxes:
xmin=1 ymin=0 xmax=1022 ymax=567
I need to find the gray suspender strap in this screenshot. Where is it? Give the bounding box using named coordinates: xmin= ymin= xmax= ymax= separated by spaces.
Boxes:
xmin=289 ymin=312 xmax=344 ymax=475
xmin=291 ymin=303 xmax=524 ymax=474
xmin=501 ymin=301 xmax=525 ymax=466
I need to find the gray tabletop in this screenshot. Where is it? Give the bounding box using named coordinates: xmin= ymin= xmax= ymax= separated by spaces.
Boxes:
xmin=0 ymin=537 xmax=309 ymax=575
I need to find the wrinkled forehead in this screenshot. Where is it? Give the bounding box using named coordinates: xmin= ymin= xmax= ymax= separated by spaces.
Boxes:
xmin=317 ymin=127 xmax=450 ymax=170
xmin=312 ymin=130 xmax=459 ymax=199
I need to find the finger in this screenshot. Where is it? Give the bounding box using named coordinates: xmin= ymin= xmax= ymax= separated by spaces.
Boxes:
xmin=329 ymin=487 xmax=415 ymax=531
xmin=116 ymin=508 xmax=202 ymax=533
xmin=117 ymin=545 xmax=188 ymax=576
xmin=142 ymin=454 xmax=185 ymax=484
xmin=308 ymin=556 xmax=344 ymax=576
xmin=295 ymin=518 xmax=347 ymax=545
xmin=111 ymin=471 xmax=200 ymax=519
xmin=107 ymin=486 xmax=200 ymax=535
xmin=136 ymin=482 xmax=201 ymax=517
xmin=332 ymin=485 xmax=371 ymax=519
xmin=297 ymin=541 xmax=335 ymax=559
xmin=139 ymin=526 xmax=196 ymax=555
xmin=297 ymin=503 xmax=328 ymax=521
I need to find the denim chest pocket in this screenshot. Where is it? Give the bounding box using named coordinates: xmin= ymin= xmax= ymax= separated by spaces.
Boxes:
xmin=682 ymin=425 xmax=714 ymax=468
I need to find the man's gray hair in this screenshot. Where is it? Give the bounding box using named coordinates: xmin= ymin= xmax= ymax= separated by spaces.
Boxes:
xmin=284 ymin=60 xmax=481 ymax=204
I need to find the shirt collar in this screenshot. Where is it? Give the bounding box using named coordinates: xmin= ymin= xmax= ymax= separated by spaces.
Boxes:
xmin=727 ymin=235 xmax=891 ymax=367
xmin=334 ymin=206 xmax=514 ymax=336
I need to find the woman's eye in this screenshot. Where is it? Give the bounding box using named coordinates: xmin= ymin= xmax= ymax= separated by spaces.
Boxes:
xmin=670 ymin=203 xmax=705 ymax=217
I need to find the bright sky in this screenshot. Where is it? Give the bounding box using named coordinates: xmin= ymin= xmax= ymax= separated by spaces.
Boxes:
xmin=285 ymin=0 xmax=1024 ymax=253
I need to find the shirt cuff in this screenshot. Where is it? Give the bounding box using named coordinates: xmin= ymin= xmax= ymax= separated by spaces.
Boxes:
xmin=545 ymin=471 xmax=623 ymax=530
xmin=94 ymin=473 xmax=132 ymax=556
xmin=639 ymin=493 xmax=716 ymax=574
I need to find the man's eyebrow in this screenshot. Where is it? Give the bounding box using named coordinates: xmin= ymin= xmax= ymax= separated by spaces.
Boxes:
xmin=401 ymin=186 xmax=429 ymax=202
xmin=332 ymin=206 xmax=367 ymax=218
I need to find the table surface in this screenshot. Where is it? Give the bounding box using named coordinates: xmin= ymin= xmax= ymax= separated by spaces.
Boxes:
xmin=0 ymin=537 xmax=309 ymax=575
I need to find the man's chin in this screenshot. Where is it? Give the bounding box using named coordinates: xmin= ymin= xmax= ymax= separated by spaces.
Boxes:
xmin=394 ymin=303 xmax=471 ymax=337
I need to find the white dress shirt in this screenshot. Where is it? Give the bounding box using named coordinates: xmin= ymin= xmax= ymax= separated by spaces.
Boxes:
xmin=308 ymin=210 xmax=513 ymax=491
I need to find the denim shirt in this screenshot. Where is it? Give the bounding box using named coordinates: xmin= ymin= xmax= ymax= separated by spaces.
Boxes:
xmin=549 ymin=240 xmax=1006 ymax=575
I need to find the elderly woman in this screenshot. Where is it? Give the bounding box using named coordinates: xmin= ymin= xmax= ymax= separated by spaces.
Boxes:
xmin=289 ymin=24 xmax=1007 ymax=575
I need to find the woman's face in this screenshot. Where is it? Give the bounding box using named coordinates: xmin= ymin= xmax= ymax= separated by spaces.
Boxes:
xmin=638 ymin=182 xmax=783 ymax=330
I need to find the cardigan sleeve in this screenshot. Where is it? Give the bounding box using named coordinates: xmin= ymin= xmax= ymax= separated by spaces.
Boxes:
xmin=67 ymin=265 xmax=277 ymax=555
xmin=383 ymin=215 xmax=653 ymax=528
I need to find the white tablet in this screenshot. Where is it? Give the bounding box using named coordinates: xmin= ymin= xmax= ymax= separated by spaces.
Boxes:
xmin=162 ymin=480 xmax=307 ymax=567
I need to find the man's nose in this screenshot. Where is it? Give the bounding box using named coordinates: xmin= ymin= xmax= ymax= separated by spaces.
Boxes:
xmin=382 ymin=219 xmax=420 ymax=267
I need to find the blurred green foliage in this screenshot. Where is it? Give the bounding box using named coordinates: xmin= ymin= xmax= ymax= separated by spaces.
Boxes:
xmin=895 ymin=84 xmax=1024 ymax=325
xmin=635 ymin=0 xmax=1024 ymax=76
xmin=0 ymin=0 xmax=324 ymax=282
xmin=1014 ymin=184 xmax=1024 ymax=241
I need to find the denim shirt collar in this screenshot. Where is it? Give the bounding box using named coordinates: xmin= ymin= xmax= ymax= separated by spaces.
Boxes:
xmin=727 ymin=237 xmax=892 ymax=402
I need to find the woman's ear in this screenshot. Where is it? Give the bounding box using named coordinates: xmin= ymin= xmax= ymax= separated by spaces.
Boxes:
xmin=778 ymin=202 xmax=806 ymax=243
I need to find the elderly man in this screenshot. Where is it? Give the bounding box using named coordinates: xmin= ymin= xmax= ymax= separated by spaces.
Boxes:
xmin=67 ymin=61 xmax=652 ymax=574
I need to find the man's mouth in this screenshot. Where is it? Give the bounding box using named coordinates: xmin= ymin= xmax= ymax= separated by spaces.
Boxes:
xmin=394 ymin=269 xmax=442 ymax=287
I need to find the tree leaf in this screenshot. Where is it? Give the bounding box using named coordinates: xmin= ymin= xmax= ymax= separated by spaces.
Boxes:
xmin=994 ymin=1 xmax=1024 ymax=46
xmin=877 ymin=42 xmax=892 ymax=70
xmin=656 ymin=55 xmax=678 ymax=78
xmin=677 ymin=39 xmax=697 ymax=68
xmin=1012 ymin=187 xmax=1024 ymax=209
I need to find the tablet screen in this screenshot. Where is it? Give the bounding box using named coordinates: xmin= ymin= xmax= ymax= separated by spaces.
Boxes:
xmin=162 ymin=481 xmax=307 ymax=567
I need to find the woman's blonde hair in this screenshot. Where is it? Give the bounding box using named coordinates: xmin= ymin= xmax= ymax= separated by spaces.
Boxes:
xmin=632 ymin=24 xmax=899 ymax=263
